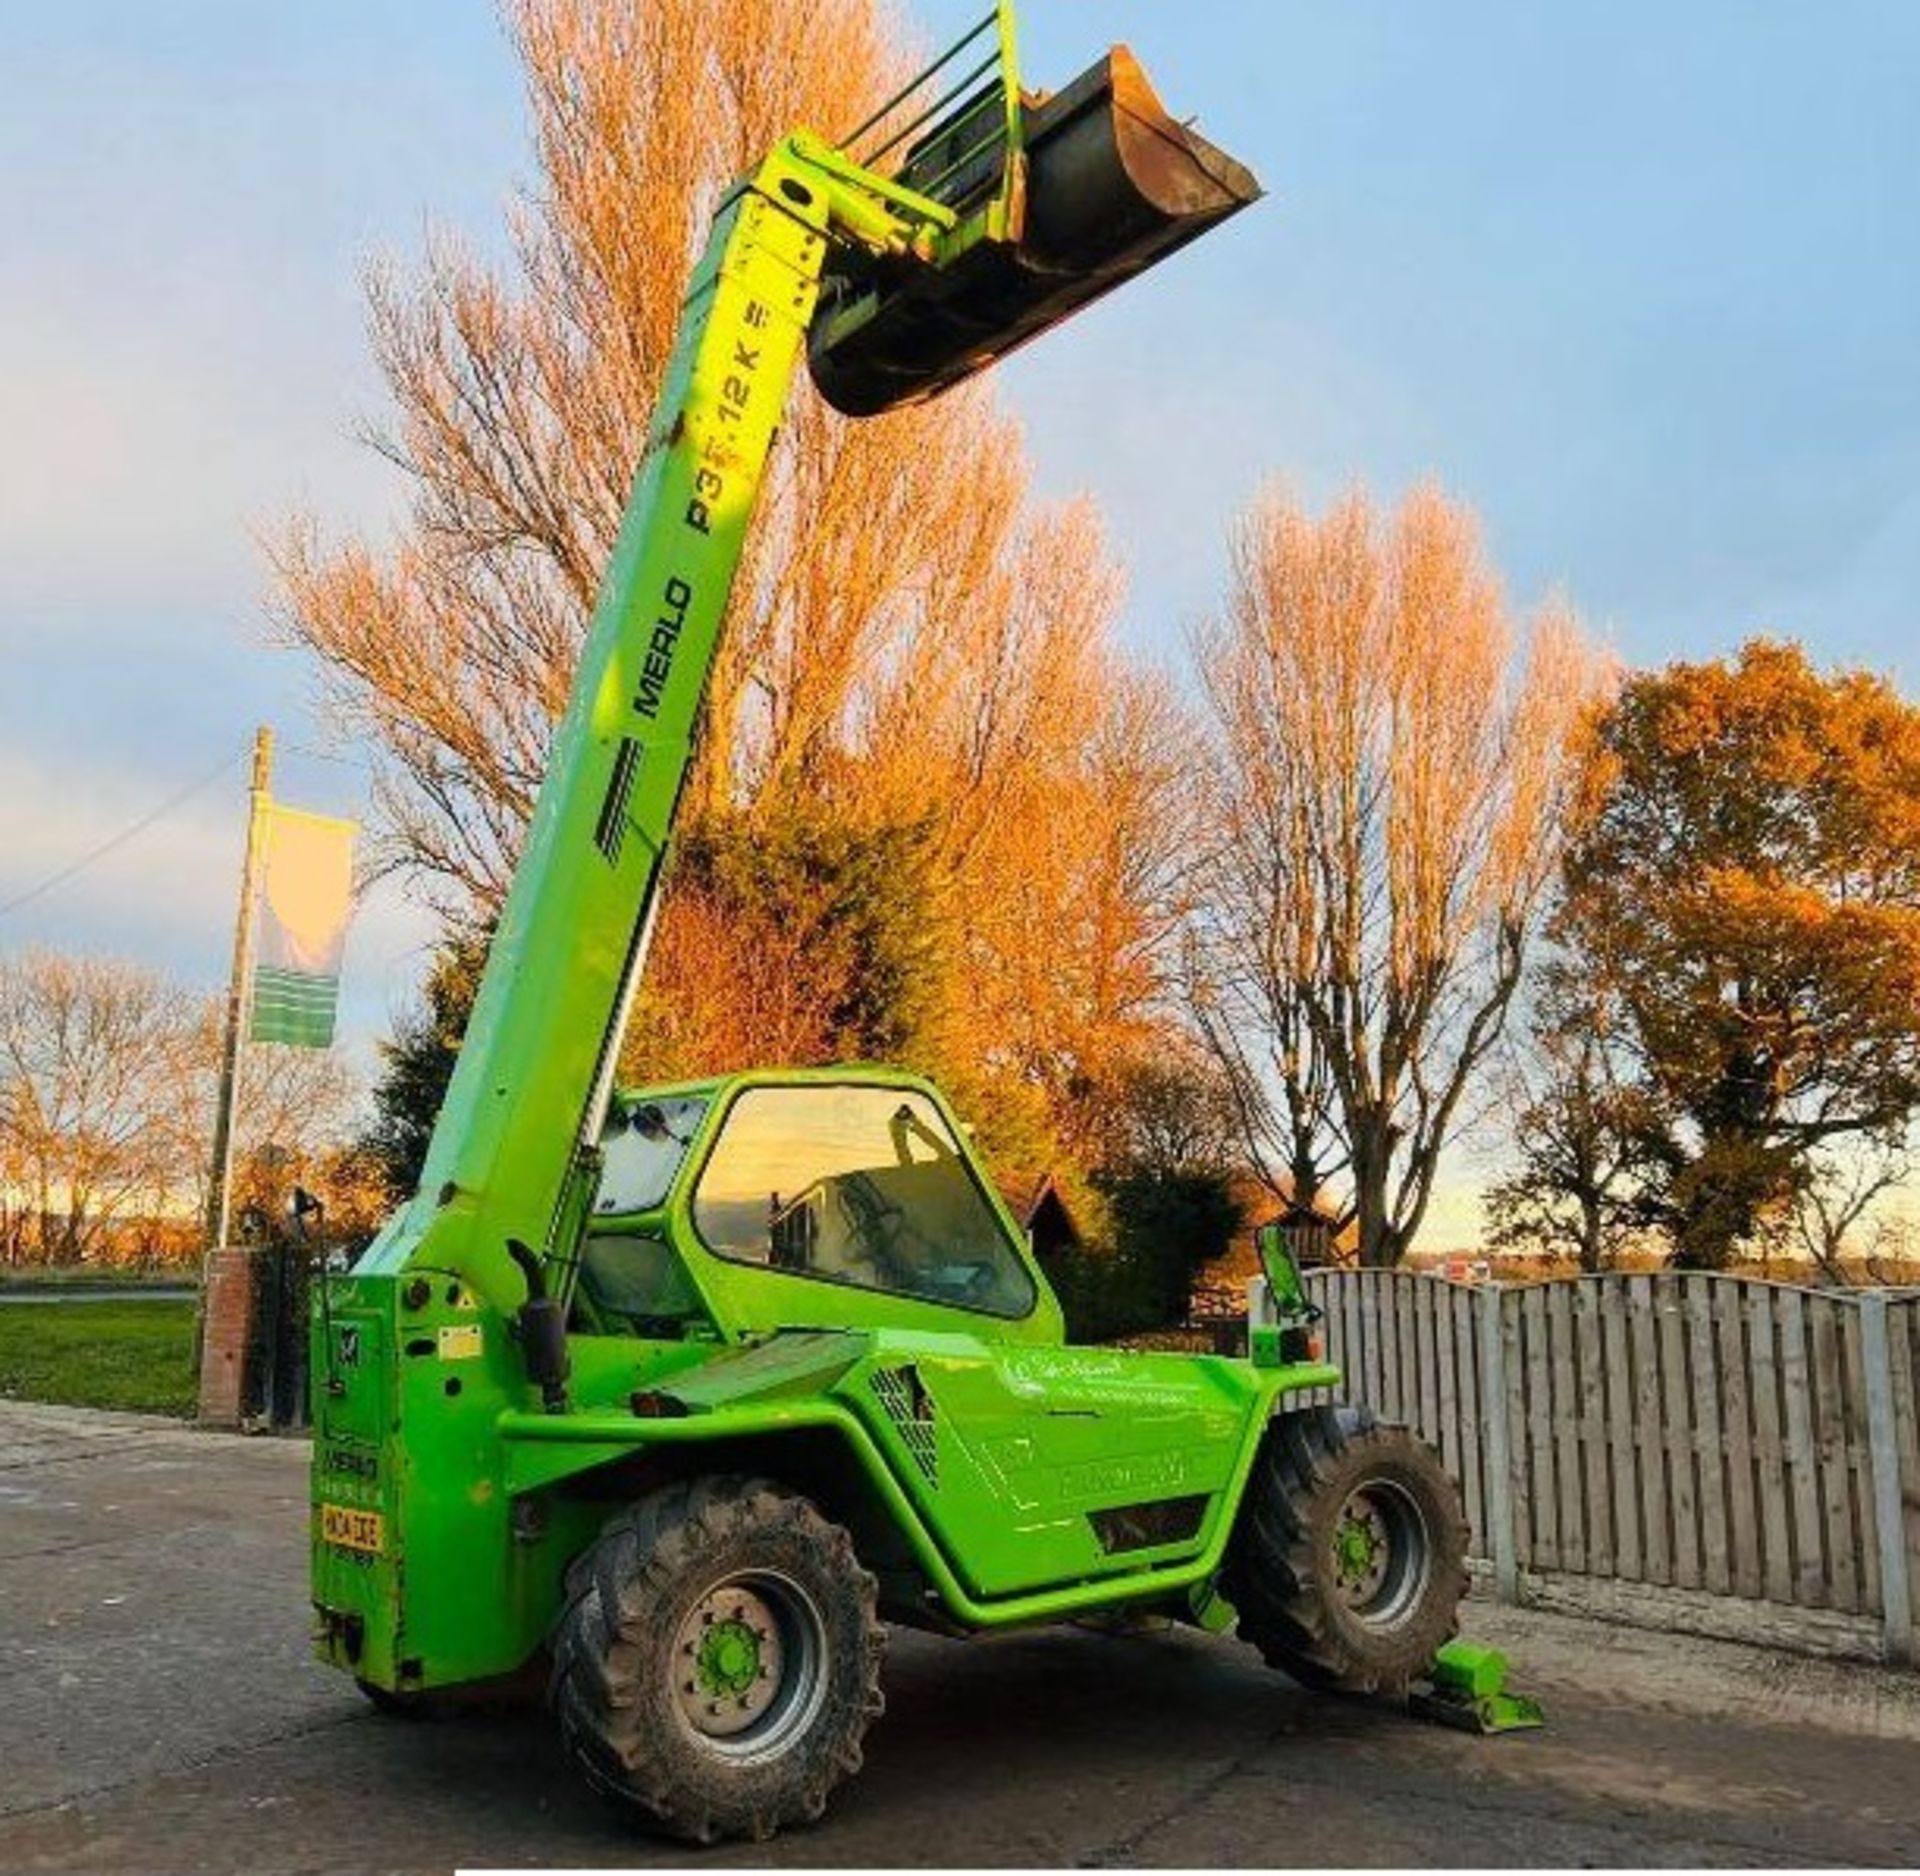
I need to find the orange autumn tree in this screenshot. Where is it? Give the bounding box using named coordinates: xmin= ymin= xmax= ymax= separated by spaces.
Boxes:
xmin=276 ymin=0 xmax=1190 ymax=1178
xmin=1557 ymin=639 xmax=1920 ymax=1269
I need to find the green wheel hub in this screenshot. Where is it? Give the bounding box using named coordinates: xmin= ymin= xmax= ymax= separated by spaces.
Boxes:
xmin=1335 ymin=1507 xmax=1383 ymax=1585
xmin=695 ymin=1618 xmax=763 ymax=1699
xmin=1328 ymin=1478 xmax=1431 ymax=1629
xmin=670 ymin=1571 xmax=827 ymax=1758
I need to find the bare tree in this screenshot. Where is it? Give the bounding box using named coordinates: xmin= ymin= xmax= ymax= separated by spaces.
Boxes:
xmin=0 ymin=1111 xmax=33 ymax=1266
xmin=1484 ymin=956 xmax=1664 ymax=1271
xmin=1185 ymin=907 xmax=1347 ymax=1223
xmin=0 ymin=952 xmax=200 ymax=1261
xmin=1193 ymin=484 xmax=1605 ymax=1266
xmin=0 ymin=949 xmax=356 ymax=1265
xmin=1096 ymin=1053 xmax=1243 ymax=1181
xmin=268 ymin=0 xmax=1200 ymax=1176
xmin=166 ymin=1001 xmax=358 ymax=1234
xmin=1792 ymin=1132 xmax=1912 ymax=1286
xmin=949 ymin=663 xmax=1203 ymax=1170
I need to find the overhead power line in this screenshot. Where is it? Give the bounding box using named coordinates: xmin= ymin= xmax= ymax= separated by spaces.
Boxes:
xmin=0 ymin=745 xmax=245 ymax=921
xmin=281 ymin=739 xmax=376 ymax=774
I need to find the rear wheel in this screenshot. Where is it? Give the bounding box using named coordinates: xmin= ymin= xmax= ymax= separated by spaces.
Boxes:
xmin=550 ymin=1476 xmax=885 ymax=1844
xmin=1228 ymin=1404 xmax=1467 ymax=1694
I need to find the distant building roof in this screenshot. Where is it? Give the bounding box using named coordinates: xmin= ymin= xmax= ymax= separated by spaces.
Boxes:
xmin=993 ymin=1171 xmax=1083 ymax=1256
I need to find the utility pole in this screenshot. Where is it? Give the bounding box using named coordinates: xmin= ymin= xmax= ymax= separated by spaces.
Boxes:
xmin=204 ymin=726 xmax=273 ymax=1262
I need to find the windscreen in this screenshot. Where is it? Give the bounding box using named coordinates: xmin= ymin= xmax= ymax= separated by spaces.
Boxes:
xmin=693 ymin=1085 xmax=1035 ymax=1317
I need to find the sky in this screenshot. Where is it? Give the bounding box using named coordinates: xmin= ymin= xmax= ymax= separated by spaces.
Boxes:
xmin=2 ymin=3 xmax=1916 ymax=1226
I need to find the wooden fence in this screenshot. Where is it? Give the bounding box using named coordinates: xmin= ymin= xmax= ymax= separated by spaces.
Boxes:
xmin=1301 ymin=1270 xmax=1920 ymax=1666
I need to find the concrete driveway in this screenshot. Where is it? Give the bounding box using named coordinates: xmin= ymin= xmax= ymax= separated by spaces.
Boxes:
xmin=4 ymin=1398 xmax=1920 ymax=1872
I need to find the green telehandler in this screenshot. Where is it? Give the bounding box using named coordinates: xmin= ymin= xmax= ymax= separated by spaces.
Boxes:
xmin=310 ymin=7 xmax=1479 ymax=1842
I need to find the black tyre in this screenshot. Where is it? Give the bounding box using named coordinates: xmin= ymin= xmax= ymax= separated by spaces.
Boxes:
xmin=1228 ymin=1404 xmax=1468 ymax=1694
xmin=550 ymin=1476 xmax=886 ymax=1844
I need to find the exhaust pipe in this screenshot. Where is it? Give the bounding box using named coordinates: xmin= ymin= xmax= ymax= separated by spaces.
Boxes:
xmin=809 ymin=45 xmax=1262 ymax=418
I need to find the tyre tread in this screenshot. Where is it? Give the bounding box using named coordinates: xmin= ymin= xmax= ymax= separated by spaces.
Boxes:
xmin=550 ymin=1474 xmax=884 ymax=1845
xmin=1229 ymin=1404 xmax=1468 ymax=1696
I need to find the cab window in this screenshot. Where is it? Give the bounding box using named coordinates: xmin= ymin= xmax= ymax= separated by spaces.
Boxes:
xmin=581 ymin=1096 xmax=712 ymax=1335
xmin=578 ymin=1230 xmax=707 ymax=1336
xmin=595 ymin=1096 xmax=708 ymax=1216
xmin=692 ymin=1086 xmax=1035 ymax=1318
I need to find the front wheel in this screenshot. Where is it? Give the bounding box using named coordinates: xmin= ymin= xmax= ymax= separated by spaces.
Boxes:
xmin=550 ymin=1476 xmax=886 ymax=1844
xmin=1227 ymin=1404 xmax=1468 ymax=1694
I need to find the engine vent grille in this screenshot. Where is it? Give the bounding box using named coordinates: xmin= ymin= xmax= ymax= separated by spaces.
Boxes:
xmin=1089 ymin=1493 xmax=1210 ymax=1555
xmin=870 ymin=1364 xmax=939 ymax=1488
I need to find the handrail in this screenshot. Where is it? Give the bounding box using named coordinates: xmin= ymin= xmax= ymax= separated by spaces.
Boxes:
xmin=858 ymin=53 xmax=1000 ymax=170
xmin=836 ymin=7 xmax=997 ymax=155
xmin=834 ymin=1 xmax=1024 ymax=238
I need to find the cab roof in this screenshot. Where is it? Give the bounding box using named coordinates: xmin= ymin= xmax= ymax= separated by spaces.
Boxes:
xmin=611 ymin=1062 xmax=946 ymax=1111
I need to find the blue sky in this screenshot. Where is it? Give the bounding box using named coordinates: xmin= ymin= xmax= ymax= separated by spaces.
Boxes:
xmin=2 ymin=2 xmax=1916 ymax=1140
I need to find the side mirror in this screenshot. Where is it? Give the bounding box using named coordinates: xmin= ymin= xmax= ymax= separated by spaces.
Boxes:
xmin=504 ymin=1238 xmax=570 ymax=1415
xmin=1254 ymin=1223 xmax=1309 ymax=1314
xmin=1249 ymin=1222 xmax=1323 ymax=1370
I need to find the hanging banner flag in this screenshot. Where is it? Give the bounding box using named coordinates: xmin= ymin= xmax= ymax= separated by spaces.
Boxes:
xmin=250 ymin=804 xmax=357 ymax=1048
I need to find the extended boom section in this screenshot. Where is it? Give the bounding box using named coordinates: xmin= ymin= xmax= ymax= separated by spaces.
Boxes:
xmin=356 ymin=150 xmax=836 ymax=1306
xmin=357 ymin=32 xmax=1261 ymax=1312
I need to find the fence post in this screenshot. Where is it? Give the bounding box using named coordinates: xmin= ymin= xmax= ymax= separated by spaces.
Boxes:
xmin=1859 ymin=1292 xmax=1914 ymax=1666
xmin=1480 ymin=1281 xmax=1518 ymax=1603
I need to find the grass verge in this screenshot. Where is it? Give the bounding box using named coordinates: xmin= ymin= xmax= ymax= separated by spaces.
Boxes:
xmin=0 ymin=1299 xmax=198 ymax=1416
xmin=0 ymin=1264 xmax=196 ymax=1290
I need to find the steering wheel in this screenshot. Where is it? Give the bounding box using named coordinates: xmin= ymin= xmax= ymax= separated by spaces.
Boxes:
xmin=839 ymin=1174 xmax=919 ymax=1290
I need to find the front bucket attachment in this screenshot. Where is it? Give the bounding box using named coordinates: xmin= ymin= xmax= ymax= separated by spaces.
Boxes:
xmin=809 ymin=45 xmax=1262 ymax=418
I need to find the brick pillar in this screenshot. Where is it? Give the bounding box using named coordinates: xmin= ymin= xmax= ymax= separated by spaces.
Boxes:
xmin=198 ymin=1249 xmax=255 ymax=1427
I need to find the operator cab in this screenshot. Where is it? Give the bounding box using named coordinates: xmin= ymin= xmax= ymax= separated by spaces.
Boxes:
xmin=577 ymin=1072 xmax=1046 ymax=1341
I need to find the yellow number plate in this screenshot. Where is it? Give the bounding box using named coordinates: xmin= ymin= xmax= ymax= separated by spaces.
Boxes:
xmin=320 ymin=1503 xmax=384 ymax=1556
